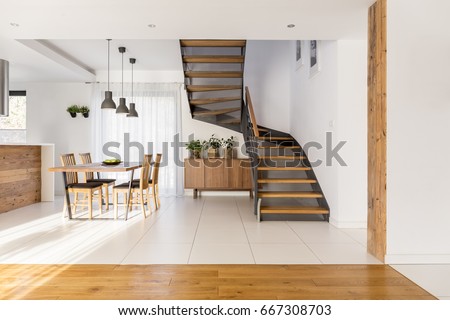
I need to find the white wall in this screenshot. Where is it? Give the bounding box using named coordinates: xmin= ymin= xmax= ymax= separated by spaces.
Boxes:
xmin=336 ymin=40 xmax=368 ymax=227
xmin=10 ymin=82 xmax=92 ymax=195
xmin=244 ymin=41 xmax=291 ymax=132
xmin=386 ymin=0 xmax=450 ymax=263
xmin=96 ymin=70 xmax=183 ymax=84
xmin=289 ymin=40 xmax=367 ymax=228
xmin=290 ymin=41 xmax=340 ymax=225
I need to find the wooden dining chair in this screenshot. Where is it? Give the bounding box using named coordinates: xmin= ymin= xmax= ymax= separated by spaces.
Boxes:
xmin=60 ymin=153 xmax=103 ymax=219
xmin=132 ymin=153 xmax=153 ymax=184
xmin=148 ymin=153 xmax=162 ymax=210
xmin=79 ymin=152 xmax=116 ymax=210
xmin=143 ymin=154 xmax=153 ymax=168
xmin=113 ymin=161 xmax=151 ymax=219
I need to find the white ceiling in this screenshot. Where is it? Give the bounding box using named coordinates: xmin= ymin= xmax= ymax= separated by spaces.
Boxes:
xmin=46 ymin=40 xmax=182 ymax=71
xmin=0 ymin=0 xmax=375 ymax=82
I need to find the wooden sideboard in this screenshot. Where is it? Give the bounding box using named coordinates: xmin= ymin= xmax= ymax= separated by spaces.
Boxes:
xmin=184 ymin=158 xmax=253 ymax=198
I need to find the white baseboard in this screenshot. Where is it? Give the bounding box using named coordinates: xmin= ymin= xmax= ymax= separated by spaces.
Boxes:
xmin=329 ymin=217 xmax=367 ymax=229
xmin=386 ymin=254 xmax=450 ymax=264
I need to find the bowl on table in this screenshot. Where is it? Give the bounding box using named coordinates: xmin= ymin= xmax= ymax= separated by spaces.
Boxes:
xmin=102 ymin=159 xmax=122 ymax=165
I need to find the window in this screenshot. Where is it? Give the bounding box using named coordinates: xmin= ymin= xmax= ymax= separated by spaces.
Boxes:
xmin=0 ymin=91 xmax=26 ymax=143
xmin=91 ymin=83 xmax=184 ymax=196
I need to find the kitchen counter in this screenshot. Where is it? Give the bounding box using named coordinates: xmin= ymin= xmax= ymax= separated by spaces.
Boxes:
xmin=0 ymin=144 xmax=54 ymax=214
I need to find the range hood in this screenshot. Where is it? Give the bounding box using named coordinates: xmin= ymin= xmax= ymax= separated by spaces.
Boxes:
xmin=0 ymin=59 xmax=9 ymax=117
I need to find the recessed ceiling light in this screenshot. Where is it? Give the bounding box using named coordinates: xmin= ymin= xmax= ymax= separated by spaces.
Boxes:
xmin=147 ymin=24 xmax=156 ymax=28
xmin=287 ymin=24 xmax=295 ymax=28
xmin=10 ymin=22 xmax=20 ymax=27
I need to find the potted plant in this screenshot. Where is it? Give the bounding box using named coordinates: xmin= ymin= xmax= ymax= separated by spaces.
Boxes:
xmin=80 ymin=106 xmax=90 ymax=118
xmin=186 ymin=139 xmax=203 ymax=159
xmin=221 ymin=136 xmax=236 ymax=158
xmin=206 ymin=134 xmax=221 ymax=158
xmin=67 ymin=105 xmax=80 ymax=118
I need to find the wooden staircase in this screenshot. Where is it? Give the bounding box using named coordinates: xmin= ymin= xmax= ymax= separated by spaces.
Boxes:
xmin=180 ymin=39 xmax=246 ymax=132
xmin=179 ymin=40 xmax=329 ymax=222
xmin=243 ymin=87 xmax=330 ymax=222
xmin=253 ymin=132 xmax=329 ymax=221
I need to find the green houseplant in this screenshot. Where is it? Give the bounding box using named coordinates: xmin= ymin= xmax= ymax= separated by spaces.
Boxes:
xmin=221 ymin=135 xmax=236 ymax=158
xmin=80 ymin=106 xmax=90 ymax=118
xmin=186 ymin=139 xmax=203 ymax=159
xmin=206 ymin=134 xmax=221 ymax=158
xmin=66 ymin=105 xmax=80 ymax=118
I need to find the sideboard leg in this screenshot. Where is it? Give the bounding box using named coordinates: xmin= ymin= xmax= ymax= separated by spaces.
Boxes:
xmin=193 ymin=189 xmax=198 ymax=199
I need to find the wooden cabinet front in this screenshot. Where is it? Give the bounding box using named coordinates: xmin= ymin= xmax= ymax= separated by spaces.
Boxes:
xmin=184 ymin=159 xmax=205 ymax=188
xmin=204 ymin=159 xmax=227 ymax=188
xmin=240 ymin=160 xmax=253 ymax=189
xmin=184 ymin=158 xmax=252 ymax=197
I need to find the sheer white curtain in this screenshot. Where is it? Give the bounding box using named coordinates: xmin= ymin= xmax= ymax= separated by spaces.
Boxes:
xmin=91 ymin=82 xmax=184 ymax=196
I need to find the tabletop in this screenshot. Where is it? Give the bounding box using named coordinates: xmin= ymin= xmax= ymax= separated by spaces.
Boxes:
xmin=48 ymin=162 xmax=142 ymax=173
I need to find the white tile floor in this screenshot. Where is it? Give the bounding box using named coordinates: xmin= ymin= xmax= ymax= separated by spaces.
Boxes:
xmin=0 ymin=195 xmax=449 ymax=299
xmin=391 ymin=264 xmax=450 ymax=300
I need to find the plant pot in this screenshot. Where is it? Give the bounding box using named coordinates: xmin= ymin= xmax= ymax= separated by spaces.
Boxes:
xmin=193 ymin=149 xmax=201 ymax=159
xmin=207 ymin=148 xmax=219 ymax=158
xmin=189 ymin=149 xmax=202 ymax=159
xmin=69 ymin=112 xmax=77 ymax=118
xmin=82 ymin=112 xmax=89 ymax=118
xmin=224 ymin=148 xmax=233 ymax=159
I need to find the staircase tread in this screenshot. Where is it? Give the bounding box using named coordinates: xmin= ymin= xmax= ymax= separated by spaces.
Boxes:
xmin=183 ymin=55 xmax=245 ymax=63
xmin=185 ymin=71 xmax=243 ymax=78
xmin=257 ymin=178 xmax=317 ymax=183
xmin=257 ymin=136 xmax=294 ymax=140
xmin=193 ymin=107 xmax=241 ymax=117
xmin=257 ymin=166 xmax=311 ymax=171
xmin=190 ymin=96 xmax=241 ymax=105
xmin=180 ymin=40 xmax=246 ymax=47
xmin=187 ymin=85 xmax=243 ymax=92
xmin=258 ymin=191 xmax=323 ymax=198
xmin=260 ymin=206 xmax=329 ymax=214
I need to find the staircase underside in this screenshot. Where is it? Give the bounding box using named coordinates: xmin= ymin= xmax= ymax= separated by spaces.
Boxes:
xmin=180 ymin=39 xmax=246 ymax=133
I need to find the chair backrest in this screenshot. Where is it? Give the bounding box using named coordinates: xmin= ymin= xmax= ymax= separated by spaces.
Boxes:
xmin=143 ymin=154 xmax=153 ymax=166
xmin=152 ymin=153 xmax=162 ymax=185
xmin=139 ymin=161 xmax=151 ymax=190
xmin=79 ymin=152 xmax=94 ymax=181
xmin=60 ymin=153 xmax=78 ymax=185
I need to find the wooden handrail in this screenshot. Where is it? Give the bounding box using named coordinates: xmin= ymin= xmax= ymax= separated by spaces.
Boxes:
xmin=245 ymin=86 xmax=260 ymax=137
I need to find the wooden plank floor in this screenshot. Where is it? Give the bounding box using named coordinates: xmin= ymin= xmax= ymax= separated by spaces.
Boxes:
xmin=0 ymin=264 xmax=435 ymax=300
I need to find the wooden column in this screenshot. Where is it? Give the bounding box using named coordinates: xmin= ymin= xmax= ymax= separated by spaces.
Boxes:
xmin=367 ymin=0 xmax=387 ymax=262
xmin=0 ymin=145 xmax=42 ymax=214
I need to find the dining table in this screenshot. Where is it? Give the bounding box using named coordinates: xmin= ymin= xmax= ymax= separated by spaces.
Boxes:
xmin=48 ymin=162 xmax=142 ymax=220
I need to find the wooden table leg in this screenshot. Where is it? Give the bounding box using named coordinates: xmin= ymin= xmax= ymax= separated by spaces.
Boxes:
xmin=124 ymin=170 xmax=135 ymax=221
xmin=62 ymin=172 xmax=72 ymax=219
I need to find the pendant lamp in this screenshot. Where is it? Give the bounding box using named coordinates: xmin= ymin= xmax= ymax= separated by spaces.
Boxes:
xmin=127 ymin=58 xmax=138 ymax=118
xmin=101 ymin=39 xmax=116 ymax=110
xmin=116 ymin=47 xmax=129 ymax=114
